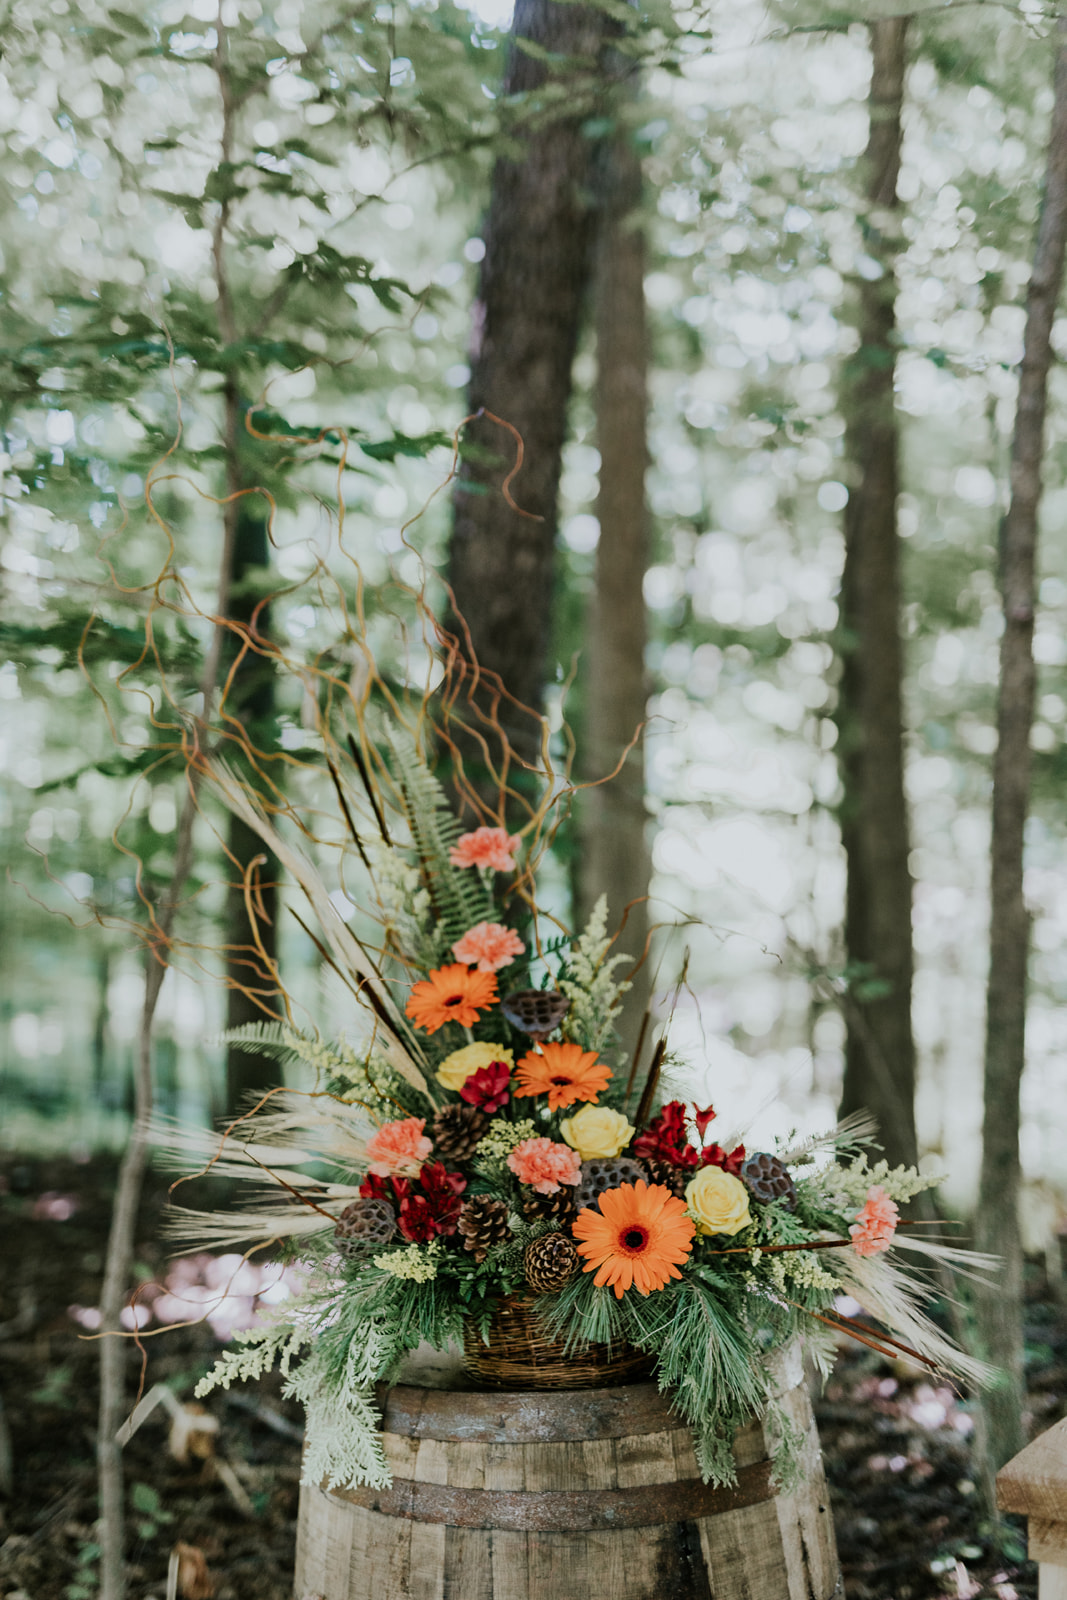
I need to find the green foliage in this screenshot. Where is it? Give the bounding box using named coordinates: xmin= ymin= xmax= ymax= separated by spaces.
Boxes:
xmin=64 ymin=1538 xmax=101 ymax=1600
xmin=129 ymin=1480 xmax=174 ymax=1541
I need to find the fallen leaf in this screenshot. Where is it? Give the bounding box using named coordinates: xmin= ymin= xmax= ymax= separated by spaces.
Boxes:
xmin=174 ymin=1541 xmax=215 ymax=1599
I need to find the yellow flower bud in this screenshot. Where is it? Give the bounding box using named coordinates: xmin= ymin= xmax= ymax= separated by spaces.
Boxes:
xmin=559 ymin=1104 xmax=635 ymax=1161
xmin=435 ymin=1042 xmax=514 ymax=1091
xmin=685 ymin=1166 xmax=751 ymax=1237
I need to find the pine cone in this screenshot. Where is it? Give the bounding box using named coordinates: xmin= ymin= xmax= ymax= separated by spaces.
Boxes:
xmin=334 ymin=1198 xmax=396 ymax=1258
xmin=458 ymin=1195 xmax=511 ymax=1263
xmin=501 ymin=988 xmax=570 ymax=1040
xmin=524 ymin=1231 xmax=580 ymax=1293
xmin=432 ymin=1103 xmax=490 ymax=1163
xmin=522 ymin=1185 xmax=577 ymax=1226
xmin=641 ymin=1158 xmax=688 ymax=1200
xmin=741 ymin=1152 xmax=797 ymax=1211
xmin=575 ymin=1157 xmax=648 ymax=1214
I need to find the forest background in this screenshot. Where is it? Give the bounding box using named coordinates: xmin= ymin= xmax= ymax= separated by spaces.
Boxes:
xmin=3 ymin=0 xmax=1067 ymax=1561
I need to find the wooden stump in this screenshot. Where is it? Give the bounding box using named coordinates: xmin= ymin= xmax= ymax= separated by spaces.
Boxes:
xmin=293 ymin=1345 xmax=842 ymax=1600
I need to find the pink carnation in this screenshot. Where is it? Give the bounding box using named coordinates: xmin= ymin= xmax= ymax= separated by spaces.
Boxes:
xmin=507 ymin=1137 xmax=582 ymax=1195
xmin=365 ymin=1117 xmax=433 ymax=1178
xmin=452 ymin=921 xmax=526 ymax=972
xmin=449 ymin=827 xmax=521 ymax=873
xmin=849 ymin=1185 xmax=899 ymax=1257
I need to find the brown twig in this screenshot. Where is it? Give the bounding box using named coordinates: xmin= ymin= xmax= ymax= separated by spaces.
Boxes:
xmin=346 ymin=731 xmax=392 ymax=843
xmin=633 ymin=1036 xmax=667 ymax=1129
xmin=327 ymin=758 xmax=373 ymax=870
xmin=780 ymin=1295 xmax=940 ymax=1373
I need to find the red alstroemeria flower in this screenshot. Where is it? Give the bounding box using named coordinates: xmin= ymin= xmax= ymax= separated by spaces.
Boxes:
xmin=633 ymin=1100 xmax=695 ymax=1165
xmin=359 ymin=1172 xmax=412 ymax=1204
xmin=459 ymin=1060 xmax=511 ymax=1113
xmin=634 ymin=1100 xmax=735 ymax=1172
xmin=692 ymin=1104 xmax=717 ymax=1141
xmin=700 ymin=1142 xmax=746 ymax=1176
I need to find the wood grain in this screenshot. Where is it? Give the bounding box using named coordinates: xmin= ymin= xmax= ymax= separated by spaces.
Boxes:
xmin=406 ymin=1521 xmax=446 ymax=1600
xmin=1029 ymin=1517 xmax=1067 ymax=1564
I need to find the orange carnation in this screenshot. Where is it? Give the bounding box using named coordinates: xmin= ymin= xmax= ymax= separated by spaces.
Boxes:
xmin=512 ymin=1041 xmax=611 ymax=1111
xmin=573 ymin=1180 xmax=695 ymax=1298
xmin=452 ymin=921 xmax=526 ymax=972
xmin=405 ymin=963 xmax=498 ymax=1034
xmin=449 ymin=827 xmax=521 ymax=872
xmin=849 ymin=1185 xmax=899 ymax=1257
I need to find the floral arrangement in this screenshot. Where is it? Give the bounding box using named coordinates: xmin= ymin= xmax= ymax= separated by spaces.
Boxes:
xmin=177 ymin=724 xmax=989 ymax=1496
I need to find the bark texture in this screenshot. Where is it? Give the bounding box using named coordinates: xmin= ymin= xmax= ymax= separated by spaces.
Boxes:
xmin=582 ymin=112 xmax=651 ymax=1045
xmin=975 ymin=17 xmax=1067 ymax=1483
xmin=836 ymin=19 xmax=918 ymax=1174
xmin=448 ymin=0 xmax=606 ymax=780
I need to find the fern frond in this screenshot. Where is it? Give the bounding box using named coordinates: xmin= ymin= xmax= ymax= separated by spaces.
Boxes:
xmin=381 ymin=725 xmax=495 ymax=942
xmin=220 ymin=1021 xmax=300 ymax=1064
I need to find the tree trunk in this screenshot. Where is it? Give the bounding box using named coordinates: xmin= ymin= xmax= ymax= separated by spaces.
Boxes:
xmin=836 ymin=18 xmax=918 ymax=1175
xmin=92 ymin=946 xmax=111 ymax=1095
xmin=448 ymin=0 xmax=606 ymax=789
xmin=581 ymin=110 xmax=651 ymax=1050
xmin=97 ymin=30 xmax=255 ymax=1594
xmin=224 ymin=503 xmax=280 ymax=1115
xmin=974 ymin=16 xmax=1067 ymax=1487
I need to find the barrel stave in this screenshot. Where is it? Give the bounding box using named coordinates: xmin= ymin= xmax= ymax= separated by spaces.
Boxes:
xmin=408 ymin=1520 xmax=447 ymax=1600
xmin=486 ymin=1530 xmax=528 ymax=1600
xmin=442 ymin=1525 xmax=490 ymax=1599
xmin=700 ymin=1498 xmax=793 ymax=1598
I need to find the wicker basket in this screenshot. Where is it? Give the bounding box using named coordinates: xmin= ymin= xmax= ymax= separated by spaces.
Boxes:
xmin=462 ymin=1294 xmax=655 ymax=1389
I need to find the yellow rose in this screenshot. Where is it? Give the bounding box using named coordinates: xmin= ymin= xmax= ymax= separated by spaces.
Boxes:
xmin=559 ymin=1104 xmax=636 ymax=1161
xmin=685 ymin=1166 xmax=751 ymax=1237
xmin=436 ymin=1041 xmax=514 ymax=1091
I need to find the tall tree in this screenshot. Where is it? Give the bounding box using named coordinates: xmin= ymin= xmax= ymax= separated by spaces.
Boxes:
xmin=974 ymin=16 xmax=1067 ymax=1484
xmin=448 ymin=0 xmax=607 ymax=780
xmin=581 ymin=99 xmax=652 ymax=1042
xmin=836 ymin=18 xmax=919 ymax=1174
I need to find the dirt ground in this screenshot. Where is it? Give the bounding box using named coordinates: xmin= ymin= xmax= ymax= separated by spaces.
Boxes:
xmin=0 ymin=1156 xmax=1057 ymax=1600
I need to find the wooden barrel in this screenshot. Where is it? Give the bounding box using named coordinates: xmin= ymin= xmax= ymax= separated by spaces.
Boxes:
xmin=293 ymin=1344 xmax=842 ymax=1600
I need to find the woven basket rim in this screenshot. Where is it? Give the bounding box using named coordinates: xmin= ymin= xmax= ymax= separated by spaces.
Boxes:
xmin=461 ymin=1292 xmax=655 ymax=1390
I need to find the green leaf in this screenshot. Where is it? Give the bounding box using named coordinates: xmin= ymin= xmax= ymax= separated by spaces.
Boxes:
xmin=130 ymin=1482 xmax=162 ymax=1516
xmin=360 ymin=430 xmax=452 ymax=462
xmin=204 ymin=163 xmax=251 ymax=205
xmin=107 ymin=8 xmax=152 ymax=35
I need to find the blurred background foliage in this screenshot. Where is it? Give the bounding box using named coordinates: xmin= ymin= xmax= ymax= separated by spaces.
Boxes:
xmin=2 ymin=0 xmax=1066 ymax=1243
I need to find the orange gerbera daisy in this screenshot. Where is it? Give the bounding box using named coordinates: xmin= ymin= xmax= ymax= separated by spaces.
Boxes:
xmin=573 ymin=1180 xmax=695 ymax=1298
xmin=405 ymin=963 xmax=498 ymax=1033
xmin=512 ymin=1041 xmax=612 ymax=1111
